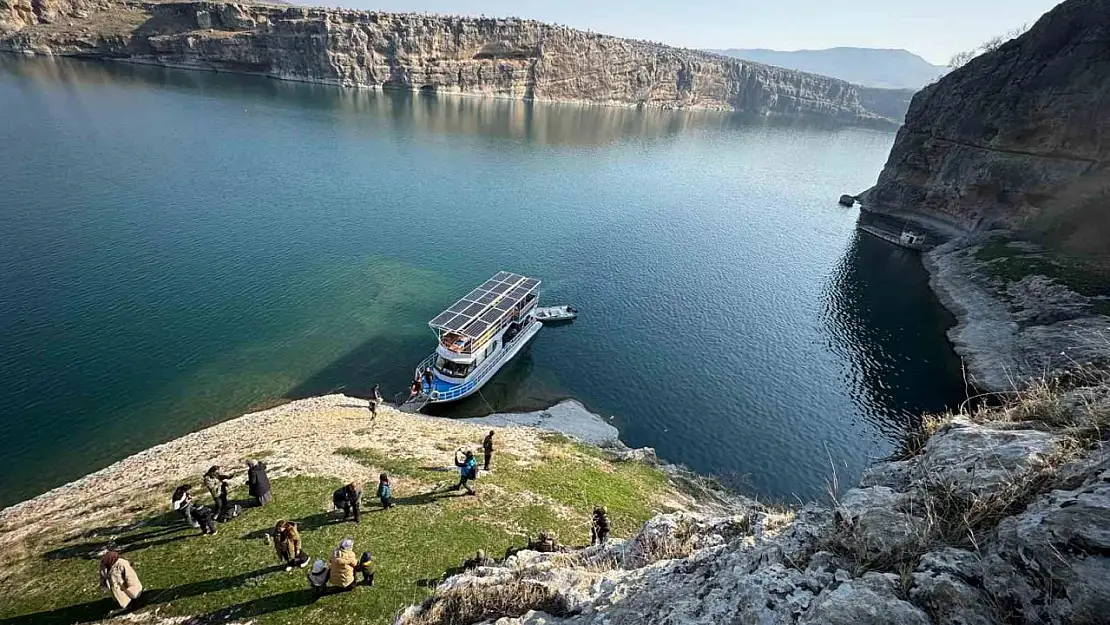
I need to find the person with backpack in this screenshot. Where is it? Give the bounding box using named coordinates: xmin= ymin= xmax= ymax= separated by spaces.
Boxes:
xmin=376 ymin=473 xmax=393 ymax=509
xmin=332 ymin=482 xmax=362 ymax=523
xmin=482 ymin=430 xmax=495 ymax=471
xmin=451 ymin=449 xmax=478 ymax=495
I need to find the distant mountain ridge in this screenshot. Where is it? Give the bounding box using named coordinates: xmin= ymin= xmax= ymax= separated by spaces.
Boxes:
xmin=706 ymin=47 xmax=948 ymax=90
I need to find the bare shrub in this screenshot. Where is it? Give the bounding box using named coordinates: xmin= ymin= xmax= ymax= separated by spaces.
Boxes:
xmin=405 ymin=579 xmax=572 ymax=625
xmin=948 ymin=23 xmax=1030 ymax=69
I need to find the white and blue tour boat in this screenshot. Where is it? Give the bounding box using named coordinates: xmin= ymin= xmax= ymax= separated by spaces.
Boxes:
xmin=403 ymin=271 xmax=543 ymax=411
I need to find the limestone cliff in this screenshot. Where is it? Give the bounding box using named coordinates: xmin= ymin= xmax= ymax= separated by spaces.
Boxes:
xmin=865 ymin=0 xmax=1110 ymax=232
xmin=0 ymin=0 xmax=906 ymax=124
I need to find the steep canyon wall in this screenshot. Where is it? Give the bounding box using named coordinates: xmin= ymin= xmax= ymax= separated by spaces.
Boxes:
xmin=1 ymin=0 xmax=906 ymax=124
xmin=865 ymin=0 xmax=1110 ymax=234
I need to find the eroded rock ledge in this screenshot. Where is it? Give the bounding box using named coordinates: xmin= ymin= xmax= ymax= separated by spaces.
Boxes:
xmin=0 ymin=0 xmax=906 ymax=124
xmin=401 ymin=381 xmax=1110 ymax=625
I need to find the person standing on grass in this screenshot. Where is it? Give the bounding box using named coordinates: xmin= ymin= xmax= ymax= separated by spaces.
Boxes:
xmin=333 ymin=482 xmax=362 ymax=523
xmin=482 ymin=430 xmax=495 ymax=471
xmin=203 ymin=466 xmax=233 ymax=513
xmin=368 ymin=383 xmax=382 ymax=419
xmin=451 ymin=449 xmax=478 ymax=495
xmin=376 ymin=473 xmax=393 ymax=509
xmin=591 ymin=506 xmax=611 ymax=545
xmin=246 ymin=459 xmax=272 ymax=506
xmin=99 ymin=551 xmax=142 ymax=612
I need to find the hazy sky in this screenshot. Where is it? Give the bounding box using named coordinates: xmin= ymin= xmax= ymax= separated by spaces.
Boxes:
xmin=322 ymin=0 xmax=1061 ymax=65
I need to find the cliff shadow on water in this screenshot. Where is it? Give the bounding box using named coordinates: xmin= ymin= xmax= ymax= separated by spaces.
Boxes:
xmin=821 ymin=230 xmax=968 ymax=455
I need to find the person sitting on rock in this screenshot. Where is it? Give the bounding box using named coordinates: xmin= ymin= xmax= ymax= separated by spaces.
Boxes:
xmin=273 ymin=520 xmax=309 ymax=570
xmin=591 ymin=506 xmax=611 ymax=545
xmin=332 ymin=482 xmax=362 ymax=523
xmin=376 ymin=473 xmax=393 ymax=509
xmin=202 ymin=465 xmax=233 ymax=513
xmin=450 ymin=449 xmax=478 ymax=495
xmin=462 ymin=549 xmax=495 ymax=570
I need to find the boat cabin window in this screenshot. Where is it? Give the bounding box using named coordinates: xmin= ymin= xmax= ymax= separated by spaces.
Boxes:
xmin=436 ymin=357 xmax=470 ymax=378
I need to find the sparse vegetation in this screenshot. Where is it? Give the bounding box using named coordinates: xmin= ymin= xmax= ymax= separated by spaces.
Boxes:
xmin=830 ymin=365 xmax=1109 ymax=579
xmin=974 ymin=236 xmax=1110 ymax=300
xmin=948 ymin=24 xmax=1030 ymax=69
xmin=0 ymin=438 xmax=677 ymax=625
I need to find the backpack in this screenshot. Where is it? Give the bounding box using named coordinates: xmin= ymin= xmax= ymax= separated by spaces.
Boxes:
xmin=468 ymin=461 xmax=479 ymax=480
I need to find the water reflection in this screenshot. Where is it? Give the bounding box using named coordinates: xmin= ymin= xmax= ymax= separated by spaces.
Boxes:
xmin=2 ymin=55 xmax=727 ymax=146
xmin=821 ymin=230 xmax=966 ymax=445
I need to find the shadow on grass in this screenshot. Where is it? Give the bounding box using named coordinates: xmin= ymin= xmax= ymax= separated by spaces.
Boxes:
xmin=44 ymin=526 xmax=192 ymax=561
xmin=0 ymin=565 xmax=288 ymax=625
xmin=187 ymin=589 xmax=319 ymax=624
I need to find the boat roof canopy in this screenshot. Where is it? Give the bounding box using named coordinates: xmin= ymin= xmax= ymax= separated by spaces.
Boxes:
xmin=428 ymin=271 xmax=541 ymax=339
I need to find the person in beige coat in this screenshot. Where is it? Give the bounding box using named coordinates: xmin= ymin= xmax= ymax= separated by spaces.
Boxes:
xmin=328 ymin=538 xmax=359 ymax=592
xmin=99 ymin=551 xmax=142 ymax=610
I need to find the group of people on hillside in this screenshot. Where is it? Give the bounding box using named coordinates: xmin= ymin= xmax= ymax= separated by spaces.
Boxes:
xmin=171 ymin=459 xmax=272 ymax=537
xmin=99 ymin=421 xmax=613 ymax=615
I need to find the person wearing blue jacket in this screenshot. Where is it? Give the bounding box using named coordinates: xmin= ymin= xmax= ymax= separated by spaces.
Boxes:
xmin=376 ymin=473 xmax=393 ymax=509
xmin=450 ymin=449 xmax=478 ymax=495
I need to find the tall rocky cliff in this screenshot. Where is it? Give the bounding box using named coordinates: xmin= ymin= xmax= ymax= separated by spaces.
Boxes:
xmin=0 ymin=0 xmax=907 ymax=124
xmin=865 ymin=0 xmax=1110 ymax=232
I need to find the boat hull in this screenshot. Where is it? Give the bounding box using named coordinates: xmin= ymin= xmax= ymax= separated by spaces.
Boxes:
xmin=419 ymin=320 xmax=542 ymax=404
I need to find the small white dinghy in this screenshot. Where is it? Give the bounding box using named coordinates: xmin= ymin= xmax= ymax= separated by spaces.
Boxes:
xmin=534 ymin=305 xmax=578 ymax=323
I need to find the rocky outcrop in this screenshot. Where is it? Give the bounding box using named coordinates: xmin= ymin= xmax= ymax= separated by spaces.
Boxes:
xmin=0 ymin=0 xmax=906 ymax=124
xmin=864 ymin=0 xmax=1110 ymax=231
xmin=399 ymin=391 xmax=1110 ymax=625
xmin=924 ymin=234 xmax=1110 ymax=392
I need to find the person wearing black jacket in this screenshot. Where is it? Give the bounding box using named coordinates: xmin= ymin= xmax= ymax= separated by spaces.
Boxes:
xmin=482 ymin=431 xmax=495 ymax=471
xmin=246 ymin=459 xmax=272 ymax=506
xmin=591 ymin=506 xmax=611 ymax=545
xmin=332 ymin=482 xmax=362 ymax=523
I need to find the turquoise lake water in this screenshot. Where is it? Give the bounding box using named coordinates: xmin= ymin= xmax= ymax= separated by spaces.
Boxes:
xmin=0 ymin=56 xmax=966 ymax=507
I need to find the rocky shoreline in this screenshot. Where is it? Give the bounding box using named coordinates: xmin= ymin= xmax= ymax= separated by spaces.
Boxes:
xmin=921 ymin=233 xmax=1110 ymax=394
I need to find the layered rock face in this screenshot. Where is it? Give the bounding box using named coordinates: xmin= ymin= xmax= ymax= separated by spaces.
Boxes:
xmin=865 ymin=0 xmax=1110 ymax=231
xmin=401 ymin=391 xmax=1110 ymax=625
xmin=0 ymin=0 xmax=906 ymax=124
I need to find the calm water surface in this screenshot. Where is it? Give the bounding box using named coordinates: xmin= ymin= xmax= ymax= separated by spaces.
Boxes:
xmin=0 ymin=57 xmax=966 ymax=507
